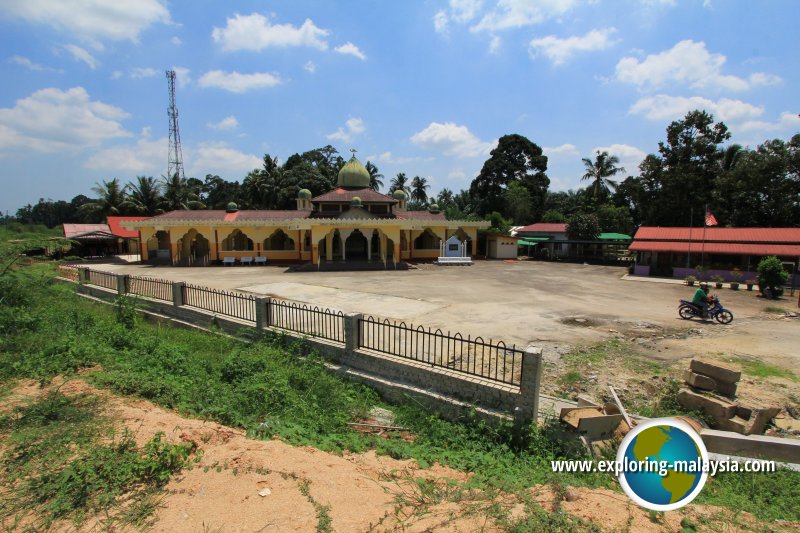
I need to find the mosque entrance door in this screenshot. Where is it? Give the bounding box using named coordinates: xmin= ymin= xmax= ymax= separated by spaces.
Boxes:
xmin=345 ymin=230 xmax=368 ymax=260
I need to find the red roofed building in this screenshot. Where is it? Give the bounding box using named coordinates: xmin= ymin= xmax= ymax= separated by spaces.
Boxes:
xmin=62 ymin=217 xmax=150 ymax=257
xmin=630 ymin=226 xmax=800 ymax=284
xmin=124 ymin=154 xmax=490 ymax=267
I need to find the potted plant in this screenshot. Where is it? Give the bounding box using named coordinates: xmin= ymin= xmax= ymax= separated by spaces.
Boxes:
xmin=729 ymin=268 xmax=742 ymax=290
xmin=711 ymin=275 xmax=725 ymax=289
xmin=745 ymin=278 xmax=757 ymax=291
xmin=694 ymin=265 xmax=707 ymax=281
xmin=757 ymin=256 xmax=788 ymax=299
xmin=684 ymin=275 xmax=697 ymax=286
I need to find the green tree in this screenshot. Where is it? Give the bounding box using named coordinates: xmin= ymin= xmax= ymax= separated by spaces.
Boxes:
xmin=596 ymin=204 xmax=634 ymax=235
xmin=300 ymin=145 xmax=344 ymax=184
xmin=123 ymin=176 xmax=162 ymax=215
xmin=389 ymin=172 xmax=411 ymax=195
xmin=365 ymin=161 xmax=384 ymax=191
xmin=160 ymin=174 xmax=205 ymax=211
xmin=242 ymin=154 xmax=282 ymax=209
xmin=469 ymin=134 xmax=549 ymax=218
xmin=80 ymin=179 xmax=127 ymax=221
xmin=757 ymin=256 xmax=789 ymax=297
xmin=581 ymin=150 xmax=626 ymax=199
xmin=713 ymin=139 xmax=800 ymax=227
xmin=201 ymin=174 xmax=242 ymax=210
xmin=504 ymin=181 xmax=532 ymax=224
xmin=541 ymin=209 xmax=566 ymax=223
xmin=629 ymin=110 xmax=730 ymax=226
xmin=411 ymin=176 xmax=430 ymax=204
xmin=566 ymin=213 xmax=601 ymax=241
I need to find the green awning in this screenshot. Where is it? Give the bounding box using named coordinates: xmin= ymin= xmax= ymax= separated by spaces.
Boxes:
xmin=599 ymin=233 xmax=632 ymax=241
xmin=518 ymin=237 xmax=550 ymax=246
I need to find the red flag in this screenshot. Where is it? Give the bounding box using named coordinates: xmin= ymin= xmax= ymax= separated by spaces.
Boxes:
xmin=705 ymin=210 xmax=718 ymax=227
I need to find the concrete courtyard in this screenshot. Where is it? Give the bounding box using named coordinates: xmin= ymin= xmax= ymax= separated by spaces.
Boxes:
xmin=90 ymin=260 xmax=799 ymax=371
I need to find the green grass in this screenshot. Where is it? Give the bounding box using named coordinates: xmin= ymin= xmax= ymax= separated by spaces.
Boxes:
xmin=764 ymin=306 xmax=789 ymax=314
xmin=724 ymin=356 xmax=798 ymax=382
xmin=0 ymin=390 xmax=195 ymax=529
xmin=2 ymin=264 xmax=799 ymax=526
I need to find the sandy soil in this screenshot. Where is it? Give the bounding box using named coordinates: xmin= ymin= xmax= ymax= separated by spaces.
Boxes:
xmin=1 ymin=378 xmax=779 ymax=532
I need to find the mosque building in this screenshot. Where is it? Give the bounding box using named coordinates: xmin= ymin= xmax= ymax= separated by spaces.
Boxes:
xmin=125 ymin=153 xmax=489 ymax=267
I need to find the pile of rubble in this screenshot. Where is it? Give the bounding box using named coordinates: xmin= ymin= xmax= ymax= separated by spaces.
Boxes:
xmin=677 ymin=359 xmax=780 ymax=435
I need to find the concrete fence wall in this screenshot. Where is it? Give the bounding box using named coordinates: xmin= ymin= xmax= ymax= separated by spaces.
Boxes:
xmin=66 ymin=267 xmax=542 ymax=425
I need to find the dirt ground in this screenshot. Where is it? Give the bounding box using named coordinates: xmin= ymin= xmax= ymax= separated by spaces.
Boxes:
xmin=2 ymin=378 xmax=773 ymax=532
xmin=93 ymin=259 xmax=800 ymax=411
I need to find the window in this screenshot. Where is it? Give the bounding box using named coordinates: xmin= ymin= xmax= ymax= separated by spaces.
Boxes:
xmin=448 ymin=243 xmax=459 ymax=252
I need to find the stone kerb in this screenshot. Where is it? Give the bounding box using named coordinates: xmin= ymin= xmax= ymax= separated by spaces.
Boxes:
xmin=344 ymin=312 xmax=363 ymax=352
xmin=171 ymin=281 xmax=186 ymax=307
xmin=116 ymin=274 xmax=129 ymax=295
xmin=255 ymin=297 xmax=271 ymax=332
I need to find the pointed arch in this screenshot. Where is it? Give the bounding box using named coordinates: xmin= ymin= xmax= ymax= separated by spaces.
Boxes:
xmin=221 ymin=229 xmax=254 ymax=251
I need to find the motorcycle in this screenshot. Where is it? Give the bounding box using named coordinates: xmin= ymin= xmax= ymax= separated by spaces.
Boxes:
xmin=678 ymin=296 xmax=734 ymax=324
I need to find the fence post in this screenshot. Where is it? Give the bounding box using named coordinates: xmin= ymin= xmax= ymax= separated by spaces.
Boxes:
xmin=77 ymin=267 xmax=89 ymax=284
xmin=344 ymin=312 xmax=362 ymax=353
xmin=255 ymin=297 xmax=270 ymax=332
xmin=172 ymin=281 xmax=185 ymax=307
xmin=116 ymin=274 xmax=128 ymax=296
xmin=514 ymin=345 xmax=543 ymax=426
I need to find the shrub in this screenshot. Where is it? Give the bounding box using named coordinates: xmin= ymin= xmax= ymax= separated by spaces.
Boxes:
xmin=757 ymin=256 xmax=788 ymax=297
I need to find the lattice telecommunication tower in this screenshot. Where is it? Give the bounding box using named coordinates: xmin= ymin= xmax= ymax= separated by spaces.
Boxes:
xmin=166 ymin=70 xmax=185 ymax=181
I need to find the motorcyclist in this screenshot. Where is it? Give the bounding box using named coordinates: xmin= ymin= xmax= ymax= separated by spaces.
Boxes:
xmin=692 ymin=282 xmax=712 ymax=318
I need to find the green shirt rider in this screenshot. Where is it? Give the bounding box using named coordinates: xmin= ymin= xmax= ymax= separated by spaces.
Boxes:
xmin=692 ymin=282 xmax=712 ymax=318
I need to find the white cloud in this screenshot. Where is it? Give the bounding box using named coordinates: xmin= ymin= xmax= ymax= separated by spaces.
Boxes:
xmin=410 ymin=122 xmax=495 ymax=158
xmin=451 ymin=0 xmax=484 ymax=22
xmin=737 ymin=111 xmax=800 ymax=133
xmin=207 ymin=116 xmax=239 ymax=130
xmin=544 ymin=143 xmax=579 ymax=156
xmin=489 ymin=35 xmax=501 ymax=54
xmin=0 ymin=87 xmax=131 ymax=154
xmin=590 ymin=144 xmax=646 ymax=174
xmin=172 ymin=66 xmax=191 ymax=88
xmin=629 ymin=94 xmax=764 ymax=123
xmin=9 ymin=55 xmax=60 ymax=72
xmin=304 ymin=61 xmax=316 ymax=73
xmin=111 ymin=70 xmax=123 ymax=80
xmin=130 ymin=67 xmax=158 ymax=79
xmin=367 ymin=152 xmax=431 ymax=165
xmin=198 ymin=70 xmax=283 ymax=93
xmin=62 ymin=44 xmax=98 ymax=69
xmin=529 ymin=28 xmax=618 ymax=65
xmin=171 ymin=36 xmax=182 ymax=46
xmin=448 ymin=168 xmax=467 ymax=180
xmin=334 ymin=42 xmax=367 ymax=61
xmin=433 ymin=10 xmax=449 ymax=34
xmin=84 ymin=135 xmax=165 ymax=174
xmin=615 ymin=40 xmax=780 ymax=91
xmin=0 ymin=0 xmax=171 ymax=42
xmin=188 ymin=142 xmax=262 ymax=177
xmin=326 ymin=118 xmax=365 ymax=144
xmin=211 ymin=12 xmax=329 ymax=52
xmin=471 ymin=0 xmax=576 ymax=32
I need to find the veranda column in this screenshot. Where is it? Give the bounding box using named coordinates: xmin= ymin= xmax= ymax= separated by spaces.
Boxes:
xmin=366 ymin=229 xmax=372 ymax=262
xmin=339 ymin=229 xmax=353 ymax=262
xmin=325 ymin=231 xmax=333 ymax=261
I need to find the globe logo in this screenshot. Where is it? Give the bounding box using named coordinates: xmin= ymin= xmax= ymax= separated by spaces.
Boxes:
xmin=616 ymin=418 xmax=709 ymax=511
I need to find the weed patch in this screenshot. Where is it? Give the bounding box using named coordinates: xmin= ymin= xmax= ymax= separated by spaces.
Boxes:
xmin=724 ymin=356 xmax=797 ymax=382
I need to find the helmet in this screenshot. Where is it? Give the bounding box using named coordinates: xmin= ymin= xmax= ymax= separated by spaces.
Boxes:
xmin=700 ymin=282 xmax=709 ymax=288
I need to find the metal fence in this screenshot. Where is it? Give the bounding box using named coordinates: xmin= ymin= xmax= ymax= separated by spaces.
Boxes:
xmin=269 ymin=299 xmax=345 ymax=344
xmin=86 ymin=269 xmax=117 ymax=291
xmin=358 ymin=316 xmax=524 ymax=386
xmin=125 ymin=275 xmax=173 ymax=302
xmin=181 ymin=283 xmax=256 ymax=323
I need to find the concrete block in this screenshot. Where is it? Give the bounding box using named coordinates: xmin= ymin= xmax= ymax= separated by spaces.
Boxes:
xmin=683 ymin=370 xmax=717 ymax=390
xmin=577 ymin=414 xmax=625 ymax=439
xmin=735 ymin=406 xmax=752 ymax=420
xmin=677 ymin=388 xmax=737 ymax=421
xmin=690 ymin=359 xmax=741 ymax=384
xmin=576 ymin=395 xmax=601 ymax=408
xmin=716 ymin=416 xmax=749 ymax=434
xmin=715 ymin=380 xmax=738 ymax=398
xmin=701 ymin=428 xmax=800 ymax=463
xmin=747 ymin=407 xmax=781 ymax=436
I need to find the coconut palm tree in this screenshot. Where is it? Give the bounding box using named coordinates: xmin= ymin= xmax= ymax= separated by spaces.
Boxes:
xmin=389 ymin=172 xmax=411 ymax=195
xmin=79 ymin=178 xmax=127 ymax=221
xmin=160 ymin=173 xmax=205 ymax=211
xmin=365 ymin=161 xmax=383 ymax=191
xmin=123 ymin=176 xmax=162 ymax=215
xmin=719 ymin=143 xmax=743 ymax=172
xmin=411 ymin=175 xmax=430 ymax=204
xmin=581 ymin=151 xmax=626 ymax=198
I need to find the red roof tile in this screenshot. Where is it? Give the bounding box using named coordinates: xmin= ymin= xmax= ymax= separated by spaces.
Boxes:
xmin=516 ymin=223 xmax=567 ymax=234
xmin=633 ymin=226 xmax=800 ymax=243
xmin=630 ymin=241 xmax=800 ymax=256
xmin=106 ymin=216 xmax=150 ymax=238
xmin=394 ymin=210 xmax=447 ymax=221
xmin=312 ymin=188 xmax=398 ymax=203
xmin=147 ymin=210 xmax=309 ymax=222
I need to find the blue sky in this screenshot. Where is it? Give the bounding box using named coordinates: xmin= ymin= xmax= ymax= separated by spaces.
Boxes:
xmin=0 ymin=0 xmax=798 ymax=214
